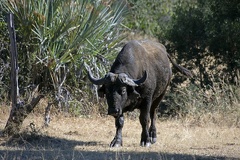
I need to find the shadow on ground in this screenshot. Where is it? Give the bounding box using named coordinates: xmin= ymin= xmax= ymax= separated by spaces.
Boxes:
xmin=0 ymin=131 xmax=237 ymax=160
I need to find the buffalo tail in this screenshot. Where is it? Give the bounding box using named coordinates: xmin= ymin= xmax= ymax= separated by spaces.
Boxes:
xmin=167 ymin=54 xmax=193 ymax=78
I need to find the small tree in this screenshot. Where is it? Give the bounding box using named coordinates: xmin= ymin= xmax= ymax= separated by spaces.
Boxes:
xmin=3 ymin=13 xmax=44 ymax=136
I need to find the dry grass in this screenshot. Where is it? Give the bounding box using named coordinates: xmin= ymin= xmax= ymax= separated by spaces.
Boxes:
xmin=0 ymin=106 xmax=240 ymax=160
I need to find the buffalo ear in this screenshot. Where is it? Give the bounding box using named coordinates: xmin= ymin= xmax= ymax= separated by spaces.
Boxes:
xmin=98 ymin=85 xmax=105 ymax=98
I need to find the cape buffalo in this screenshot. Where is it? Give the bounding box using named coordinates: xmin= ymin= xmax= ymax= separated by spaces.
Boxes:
xmin=88 ymin=40 xmax=192 ymax=147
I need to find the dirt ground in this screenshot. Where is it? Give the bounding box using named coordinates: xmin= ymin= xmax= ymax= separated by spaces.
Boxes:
xmin=0 ymin=109 xmax=240 ymax=160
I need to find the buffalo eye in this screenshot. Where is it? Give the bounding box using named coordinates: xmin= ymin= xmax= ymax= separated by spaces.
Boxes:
xmin=121 ymin=87 xmax=127 ymax=95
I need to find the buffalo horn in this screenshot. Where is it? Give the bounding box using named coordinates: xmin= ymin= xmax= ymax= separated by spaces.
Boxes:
xmin=122 ymin=71 xmax=147 ymax=86
xmin=134 ymin=71 xmax=147 ymax=85
xmin=87 ymin=70 xmax=106 ymax=85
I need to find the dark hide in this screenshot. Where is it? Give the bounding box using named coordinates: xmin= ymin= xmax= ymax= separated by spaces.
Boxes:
xmin=88 ymin=40 xmax=192 ymax=147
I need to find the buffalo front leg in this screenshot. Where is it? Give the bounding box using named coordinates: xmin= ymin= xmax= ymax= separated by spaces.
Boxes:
xmin=110 ymin=114 xmax=124 ymax=147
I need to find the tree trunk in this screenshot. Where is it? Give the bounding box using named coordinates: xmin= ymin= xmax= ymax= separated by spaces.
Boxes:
xmin=3 ymin=95 xmax=44 ymax=136
xmin=2 ymin=13 xmax=44 ymax=137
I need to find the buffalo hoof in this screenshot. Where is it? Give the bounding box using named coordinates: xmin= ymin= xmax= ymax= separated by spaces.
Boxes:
xmin=110 ymin=138 xmax=122 ymax=147
xmin=151 ymin=137 xmax=157 ymax=144
xmin=140 ymin=141 xmax=151 ymax=147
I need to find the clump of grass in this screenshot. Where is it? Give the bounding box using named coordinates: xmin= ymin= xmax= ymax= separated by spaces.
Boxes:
xmin=66 ymin=86 xmax=108 ymax=117
xmin=163 ymin=74 xmax=240 ymax=127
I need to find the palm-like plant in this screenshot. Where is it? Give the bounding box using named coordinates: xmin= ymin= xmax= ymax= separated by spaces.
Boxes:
xmin=2 ymin=0 xmax=126 ymax=108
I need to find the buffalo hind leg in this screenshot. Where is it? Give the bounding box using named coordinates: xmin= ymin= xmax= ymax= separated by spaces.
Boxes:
xmin=149 ymin=97 xmax=161 ymax=144
xmin=139 ymin=102 xmax=151 ymax=147
xmin=110 ymin=114 xmax=124 ymax=147
xmin=149 ymin=107 xmax=157 ymax=144
xmin=149 ymin=89 xmax=168 ymax=144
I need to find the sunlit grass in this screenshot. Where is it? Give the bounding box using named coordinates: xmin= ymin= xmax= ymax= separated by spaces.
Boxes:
xmin=161 ymin=73 xmax=240 ymax=127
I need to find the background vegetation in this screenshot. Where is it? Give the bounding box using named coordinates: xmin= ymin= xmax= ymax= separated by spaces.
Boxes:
xmin=0 ymin=0 xmax=239 ymax=123
xmin=0 ymin=0 xmax=127 ymax=113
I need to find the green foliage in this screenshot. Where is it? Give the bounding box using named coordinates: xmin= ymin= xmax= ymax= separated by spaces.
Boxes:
xmin=124 ymin=0 xmax=173 ymax=38
xmin=0 ymin=8 xmax=10 ymax=101
xmin=1 ymin=0 xmax=126 ymax=110
xmin=166 ymin=0 xmax=240 ymax=86
xmin=124 ymin=0 xmax=197 ymax=39
xmin=206 ymin=0 xmax=240 ymax=71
